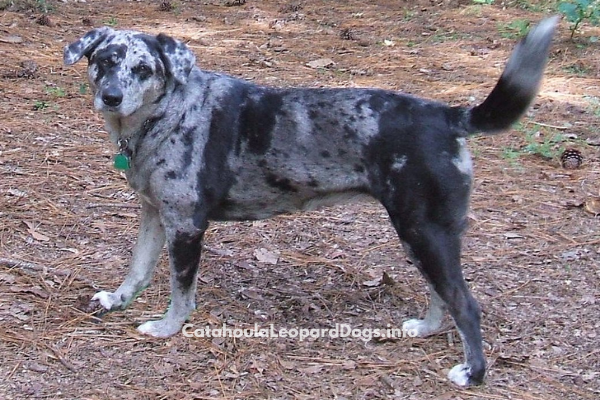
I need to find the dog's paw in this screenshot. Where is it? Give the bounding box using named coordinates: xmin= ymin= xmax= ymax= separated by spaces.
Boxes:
xmin=448 ymin=363 xmax=473 ymax=387
xmin=137 ymin=319 xmax=183 ymax=338
xmin=402 ymin=318 xmax=439 ymax=337
xmin=91 ymin=291 xmax=125 ymax=311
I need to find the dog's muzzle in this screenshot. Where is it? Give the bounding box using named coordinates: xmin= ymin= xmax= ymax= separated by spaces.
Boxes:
xmin=101 ymin=86 xmax=123 ymax=108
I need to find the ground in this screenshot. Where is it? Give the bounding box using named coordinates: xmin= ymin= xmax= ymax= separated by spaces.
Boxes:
xmin=0 ymin=0 xmax=599 ymax=399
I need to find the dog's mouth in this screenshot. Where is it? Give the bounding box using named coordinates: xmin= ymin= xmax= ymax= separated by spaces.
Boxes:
xmin=94 ymin=96 xmax=136 ymax=118
xmin=97 ymin=103 xmax=120 ymax=113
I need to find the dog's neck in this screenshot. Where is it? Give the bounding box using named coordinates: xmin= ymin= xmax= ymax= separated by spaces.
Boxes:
xmin=103 ymin=83 xmax=182 ymax=150
xmin=103 ymin=104 xmax=158 ymax=147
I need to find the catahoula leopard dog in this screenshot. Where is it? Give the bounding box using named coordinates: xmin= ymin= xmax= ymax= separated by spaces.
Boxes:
xmin=64 ymin=16 xmax=558 ymax=386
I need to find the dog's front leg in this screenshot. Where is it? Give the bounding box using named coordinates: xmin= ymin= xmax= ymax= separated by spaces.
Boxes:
xmin=92 ymin=199 xmax=166 ymax=311
xmin=136 ymin=222 xmax=204 ymax=338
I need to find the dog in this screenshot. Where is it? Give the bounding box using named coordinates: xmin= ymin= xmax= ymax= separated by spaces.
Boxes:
xmin=64 ymin=16 xmax=557 ymax=386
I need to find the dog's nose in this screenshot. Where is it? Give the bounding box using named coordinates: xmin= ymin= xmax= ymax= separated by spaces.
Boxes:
xmin=102 ymin=88 xmax=123 ymax=107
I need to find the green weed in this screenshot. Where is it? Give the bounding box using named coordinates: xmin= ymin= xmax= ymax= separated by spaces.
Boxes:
xmin=33 ymin=100 xmax=49 ymax=111
xmin=584 ymin=95 xmax=600 ymax=117
xmin=501 ymin=123 xmax=566 ymax=163
xmin=106 ymin=16 xmax=118 ymax=26
xmin=520 ymin=123 xmax=565 ymax=159
xmin=563 ymin=62 xmax=591 ymax=75
xmin=501 ymin=146 xmax=523 ymax=167
xmin=45 ymin=86 xmax=66 ymax=97
xmin=0 ymin=0 xmax=53 ymax=12
xmin=558 ymin=0 xmax=600 ymax=38
xmin=498 ymin=19 xmax=531 ymax=39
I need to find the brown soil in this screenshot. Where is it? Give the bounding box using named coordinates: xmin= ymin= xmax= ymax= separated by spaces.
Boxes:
xmin=1 ymin=1 xmax=599 ymax=399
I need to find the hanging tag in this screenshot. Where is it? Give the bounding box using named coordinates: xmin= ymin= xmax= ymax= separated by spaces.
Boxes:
xmin=113 ymin=153 xmax=131 ymax=170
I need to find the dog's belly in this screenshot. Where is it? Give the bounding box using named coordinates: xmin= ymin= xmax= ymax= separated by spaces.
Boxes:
xmin=208 ymin=159 xmax=372 ymax=221
xmin=209 ymin=190 xmax=372 ymax=221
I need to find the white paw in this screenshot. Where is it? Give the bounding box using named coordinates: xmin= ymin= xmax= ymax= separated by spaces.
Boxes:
xmin=402 ymin=318 xmax=438 ymax=338
xmin=92 ymin=291 xmax=123 ymax=310
xmin=137 ymin=318 xmax=183 ymax=338
xmin=448 ymin=363 xmax=471 ymax=387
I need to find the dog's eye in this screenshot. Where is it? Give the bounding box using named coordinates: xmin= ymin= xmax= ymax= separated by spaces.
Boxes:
xmin=100 ymin=58 xmax=115 ymax=68
xmin=133 ymin=64 xmax=153 ymax=79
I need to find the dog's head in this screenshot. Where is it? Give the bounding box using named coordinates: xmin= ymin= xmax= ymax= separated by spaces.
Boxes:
xmin=64 ymin=27 xmax=196 ymax=117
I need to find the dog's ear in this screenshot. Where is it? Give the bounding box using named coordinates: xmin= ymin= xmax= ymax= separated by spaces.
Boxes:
xmin=64 ymin=27 xmax=113 ymax=65
xmin=156 ymin=33 xmax=196 ymax=85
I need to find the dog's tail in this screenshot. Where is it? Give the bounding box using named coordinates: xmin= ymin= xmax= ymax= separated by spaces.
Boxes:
xmin=461 ymin=16 xmax=558 ymax=135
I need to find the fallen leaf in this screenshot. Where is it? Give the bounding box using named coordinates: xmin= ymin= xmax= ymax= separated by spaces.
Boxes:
xmin=10 ymin=285 xmax=49 ymax=299
xmin=299 ymin=364 xmax=323 ymax=374
xmin=0 ymin=35 xmax=23 ymax=44
xmin=560 ymin=250 xmax=580 ymax=261
xmin=381 ymin=271 xmax=395 ymax=286
xmin=306 ymin=58 xmax=335 ymax=69
xmin=254 ymin=248 xmax=279 ymax=265
xmin=241 ymin=288 xmax=263 ymax=300
xmin=362 ymin=277 xmax=381 ymax=287
xmin=503 ymin=232 xmax=524 ymax=239
xmin=279 ymin=359 xmax=296 ymax=370
xmin=0 ymin=273 xmax=16 ymax=284
xmin=23 ymin=221 xmax=50 ymax=242
xmin=30 ymin=230 xmax=50 ymax=242
xmin=584 ymin=198 xmax=600 ymax=216
xmin=7 ymin=188 xmax=27 ymax=197
xmin=26 ymin=362 xmax=48 ymax=373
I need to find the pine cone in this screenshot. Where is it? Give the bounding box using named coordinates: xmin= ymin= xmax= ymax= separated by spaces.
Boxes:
xmin=158 ymin=0 xmax=174 ymax=12
xmin=560 ymin=148 xmax=583 ymax=169
xmin=36 ymin=14 xmax=52 ymax=26
xmin=17 ymin=60 xmax=38 ymax=79
xmin=340 ymin=28 xmax=356 ymax=41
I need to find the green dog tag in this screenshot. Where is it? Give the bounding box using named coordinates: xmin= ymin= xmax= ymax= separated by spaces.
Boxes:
xmin=113 ymin=153 xmax=131 ymax=170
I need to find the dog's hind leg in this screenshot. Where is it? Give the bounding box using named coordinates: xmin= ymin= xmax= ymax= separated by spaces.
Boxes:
xmin=137 ymin=219 xmax=204 ymax=338
xmin=381 ymin=169 xmax=485 ymax=386
xmin=402 ymin=282 xmax=446 ymax=337
xmin=391 ymin=214 xmax=485 ymax=386
xmin=92 ymin=199 xmax=166 ymax=311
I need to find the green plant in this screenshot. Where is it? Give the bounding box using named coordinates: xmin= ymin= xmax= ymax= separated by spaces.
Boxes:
xmin=502 ymin=124 xmax=566 ymax=163
xmin=402 ymin=9 xmax=416 ymax=21
xmin=498 ymin=19 xmax=531 ymax=39
xmin=521 ymin=126 xmax=565 ymax=159
xmin=430 ymin=31 xmax=463 ymax=43
xmin=502 ymin=0 xmax=547 ymax=11
xmin=33 ymin=100 xmax=48 ymax=110
xmin=106 ymin=16 xmax=118 ymax=26
xmin=45 ymin=86 xmax=66 ymax=97
xmin=473 ymin=0 xmax=494 ymax=4
xmin=501 ymin=146 xmax=523 ymax=167
xmin=558 ymin=0 xmax=600 ymax=38
xmin=584 ymin=95 xmax=600 ymax=117
xmin=0 ymin=0 xmax=53 ymax=12
xmin=563 ymin=62 xmax=591 ymax=75
xmin=36 ymin=0 xmax=50 ymax=13
xmin=523 ymin=133 xmax=565 ymax=159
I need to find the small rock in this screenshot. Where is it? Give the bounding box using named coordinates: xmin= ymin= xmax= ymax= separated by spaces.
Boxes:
xmin=306 ymin=58 xmax=335 ymax=69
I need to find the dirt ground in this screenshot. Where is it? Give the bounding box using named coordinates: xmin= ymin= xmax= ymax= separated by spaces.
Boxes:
xmin=0 ymin=0 xmax=599 ymax=399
